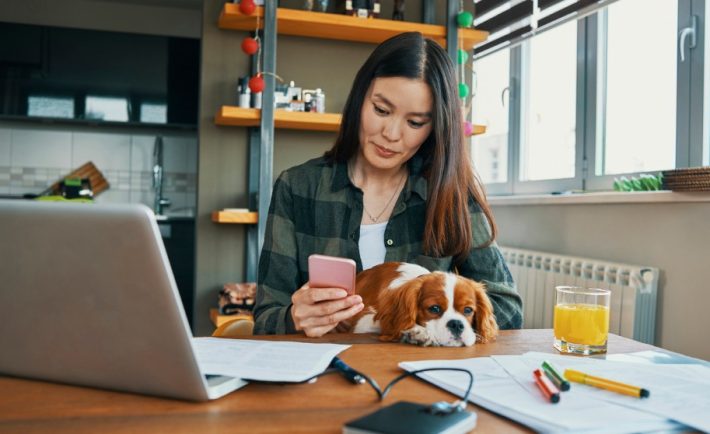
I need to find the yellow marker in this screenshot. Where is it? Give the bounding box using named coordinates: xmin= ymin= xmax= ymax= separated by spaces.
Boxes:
xmin=564 ymin=369 xmax=650 ymax=398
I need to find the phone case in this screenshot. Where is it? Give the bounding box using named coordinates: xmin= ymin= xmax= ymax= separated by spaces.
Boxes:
xmin=308 ymin=254 xmax=357 ymax=295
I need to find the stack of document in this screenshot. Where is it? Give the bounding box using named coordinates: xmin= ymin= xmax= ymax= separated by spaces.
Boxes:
xmin=400 ymin=352 xmax=710 ymax=433
xmin=193 ymin=338 xmax=349 ymax=382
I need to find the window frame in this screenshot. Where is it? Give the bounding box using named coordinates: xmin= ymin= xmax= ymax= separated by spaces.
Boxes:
xmin=481 ymin=0 xmax=706 ymax=195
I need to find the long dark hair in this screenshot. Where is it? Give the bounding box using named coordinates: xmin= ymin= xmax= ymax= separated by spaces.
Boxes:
xmin=324 ymin=32 xmax=497 ymax=261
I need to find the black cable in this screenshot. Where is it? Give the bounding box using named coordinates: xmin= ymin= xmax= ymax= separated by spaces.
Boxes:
xmin=261 ymin=366 xmax=475 ymax=411
xmin=296 ymin=366 xmax=474 ymax=410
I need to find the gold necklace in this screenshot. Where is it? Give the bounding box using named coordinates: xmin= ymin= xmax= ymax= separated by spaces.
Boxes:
xmin=349 ymin=162 xmax=407 ymax=224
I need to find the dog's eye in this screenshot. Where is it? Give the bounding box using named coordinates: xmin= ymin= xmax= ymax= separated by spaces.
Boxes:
xmin=428 ymin=305 xmax=442 ymax=314
xmin=463 ymin=307 xmax=474 ymax=315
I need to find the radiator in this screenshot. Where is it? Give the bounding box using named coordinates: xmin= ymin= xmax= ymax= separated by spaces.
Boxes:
xmin=499 ymin=246 xmax=659 ymax=344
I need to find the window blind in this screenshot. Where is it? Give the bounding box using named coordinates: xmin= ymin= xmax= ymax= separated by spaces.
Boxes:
xmin=473 ymin=0 xmax=621 ymax=58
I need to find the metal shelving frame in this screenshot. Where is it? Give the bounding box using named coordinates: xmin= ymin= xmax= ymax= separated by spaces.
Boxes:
xmin=244 ymin=0 xmax=462 ymax=281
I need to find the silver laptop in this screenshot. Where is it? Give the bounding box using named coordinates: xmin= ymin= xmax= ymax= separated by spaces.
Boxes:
xmin=0 ymin=200 xmax=246 ymax=401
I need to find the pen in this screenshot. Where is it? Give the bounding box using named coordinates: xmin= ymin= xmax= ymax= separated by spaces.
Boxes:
xmin=564 ymin=369 xmax=650 ymax=398
xmin=542 ymin=361 xmax=570 ymax=391
xmin=533 ymin=368 xmax=560 ymax=403
xmin=330 ymin=357 xmax=365 ymax=385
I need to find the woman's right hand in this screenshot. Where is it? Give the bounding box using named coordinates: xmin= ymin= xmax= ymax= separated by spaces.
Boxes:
xmin=290 ymin=283 xmax=364 ymax=337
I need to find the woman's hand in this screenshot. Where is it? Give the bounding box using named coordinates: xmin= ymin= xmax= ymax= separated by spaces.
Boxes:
xmin=290 ymin=283 xmax=364 ymax=337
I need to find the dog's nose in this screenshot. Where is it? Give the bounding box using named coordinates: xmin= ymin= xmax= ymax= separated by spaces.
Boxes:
xmin=446 ymin=319 xmax=464 ymax=337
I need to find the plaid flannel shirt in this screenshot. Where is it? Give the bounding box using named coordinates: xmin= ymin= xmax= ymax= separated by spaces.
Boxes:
xmin=253 ymin=156 xmax=523 ymax=334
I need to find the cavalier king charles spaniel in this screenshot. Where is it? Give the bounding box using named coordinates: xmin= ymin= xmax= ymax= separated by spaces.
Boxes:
xmin=346 ymin=262 xmax=498 ymax=347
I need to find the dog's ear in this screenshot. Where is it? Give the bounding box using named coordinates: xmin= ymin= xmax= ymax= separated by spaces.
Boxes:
xmin=375 ymin=279 xmax=422 ymax=342
xmin=472 ymin=282 xmax=499 ymax=343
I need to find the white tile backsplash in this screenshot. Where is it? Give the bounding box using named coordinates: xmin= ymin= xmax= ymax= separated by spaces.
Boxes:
xmin=131 ymin=135 xmax=156 ymax=172
xmin=72 ymin=132 xmax=131 ymax=171
xmin=186 ymin=138 xmax=197 ymax=174
xmin=94 ymin=189 xmax=131 ymax=204
xmin=0 ymin=123 xmax=197 ymax=212
xmin=9 ymin=184 xmax=44 ymax=195
xmin=130 ymin=190 xmax=156 ymax=210
xmin=162 ymin=136 xmax=189 ymax=173
xmin=11 ymin=129 xmax=72 ymax=169
xmin=0 ymin=128 xmax=11 ymax=165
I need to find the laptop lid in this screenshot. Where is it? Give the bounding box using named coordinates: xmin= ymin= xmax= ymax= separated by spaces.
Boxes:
xmin=0 ymin=200 xmax=241 ymax=401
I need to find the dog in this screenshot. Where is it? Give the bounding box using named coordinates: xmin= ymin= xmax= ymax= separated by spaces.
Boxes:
xmin=346 ymin=262 xmax=498 ymax=346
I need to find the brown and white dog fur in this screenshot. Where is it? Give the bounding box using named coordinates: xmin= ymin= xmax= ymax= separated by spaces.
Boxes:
xmin=345 ymin=262 xmax=498 ymax=346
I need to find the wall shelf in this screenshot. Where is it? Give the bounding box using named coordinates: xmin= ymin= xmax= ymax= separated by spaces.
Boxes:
xmin=216 ymin=106 xmax=341 ymax=132
xmin=218 ymin=4 xmax=488 ymax=50
xmin=216 ymin=106 xmax=486 ymax=135
xmin=211 ymin=210 xmax=259 ymax=224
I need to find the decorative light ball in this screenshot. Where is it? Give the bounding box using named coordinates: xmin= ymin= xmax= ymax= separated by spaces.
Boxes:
xmin=239 ymin=0 xmax=256 ymax=15
xmin=457 ymin=49 xmax=469 ymax=65
xmin=464 ymin=121 xmax=474 ymax=137
xmin=458 ymin=82 xmax=469 ymax=99
xmin=249 ymin=75 xmax=265 ymax=93
xmin=241 ymin=37 xmax=258 ymax=55
xmin=457 ymin=11 xmax=474 ymax=28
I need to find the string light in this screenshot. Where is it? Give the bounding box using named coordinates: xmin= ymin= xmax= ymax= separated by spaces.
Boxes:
xmin=237 ymin=1 xmax=265 ymax=94
xmin=456 ymin=0 xmax=476 ymax=137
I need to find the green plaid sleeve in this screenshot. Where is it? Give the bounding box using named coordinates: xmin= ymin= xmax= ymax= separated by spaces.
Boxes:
xmin=458 ymin=206 xmax=523 ymax=330
xmin=253 ymin=171 xmax=300 ymax=334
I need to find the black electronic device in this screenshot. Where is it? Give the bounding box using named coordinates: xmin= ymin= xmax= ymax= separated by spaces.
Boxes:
xmin=342 ymin=401 xmax=477 ymax=434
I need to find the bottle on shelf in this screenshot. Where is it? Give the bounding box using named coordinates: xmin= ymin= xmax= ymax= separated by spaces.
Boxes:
xmin=239 ymin=86 xmax=251 ymax=108
xmin=315 ymin=88 xmax=325 ymax=113
xmin=252 ymin=91 xmax=262 ymax=109
xmin=304 ymin=93 xmax=313 ymax=112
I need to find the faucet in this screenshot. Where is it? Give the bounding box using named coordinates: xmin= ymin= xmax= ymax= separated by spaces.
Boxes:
xmin=152 ymin=136 xmax=171 ymax=215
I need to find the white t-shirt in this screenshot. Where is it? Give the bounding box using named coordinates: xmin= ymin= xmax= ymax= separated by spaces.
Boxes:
xmin=359 ymin=221 xmax=388 ymax=270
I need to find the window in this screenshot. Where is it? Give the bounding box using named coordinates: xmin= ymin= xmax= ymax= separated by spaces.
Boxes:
xmin=521 ymin=20 xmax=578 ymax=182
xmin=472 ymin=49 xmax=510 ymax=184
xmin=475 ymin=0 xmax=705 ymax=195
xmin=27 ymin=96 xmax=74 ymax=118
xmin=597 ymin=0 xmax=677 ymax=175
xmin=140 ymin=102 xmax=167 ymax=124
xmin=85 ymin=96 xmax=129 ymax=122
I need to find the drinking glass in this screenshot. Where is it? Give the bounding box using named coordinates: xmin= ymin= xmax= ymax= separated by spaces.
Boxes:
xmin=553 ymin=286 xmax=610 ymax=355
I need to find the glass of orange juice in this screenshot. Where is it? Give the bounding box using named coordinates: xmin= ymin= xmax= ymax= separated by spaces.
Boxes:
xmin=553 ymin=286 xmax=610 ymax=355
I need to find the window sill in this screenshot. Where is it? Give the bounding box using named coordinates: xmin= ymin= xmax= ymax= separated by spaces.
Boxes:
xmin=488 ymin=190 xmax=710 ymax=206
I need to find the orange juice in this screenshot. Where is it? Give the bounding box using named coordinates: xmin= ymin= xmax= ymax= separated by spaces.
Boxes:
xmin=553 ymin=303 xmax=609 ymax=346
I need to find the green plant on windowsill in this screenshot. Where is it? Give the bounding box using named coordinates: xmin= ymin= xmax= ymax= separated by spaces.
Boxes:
xmin=613 ymin=173 xmax=664 ymax=192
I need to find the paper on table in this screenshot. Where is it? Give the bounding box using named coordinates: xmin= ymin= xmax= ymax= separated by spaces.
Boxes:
xmin=519 ymin=352 xmax=710 ymax=433
xmin=193 ymin=337 xmax=349 ymax=382
xmin=399 ymin=357 xmax=684 ymax=434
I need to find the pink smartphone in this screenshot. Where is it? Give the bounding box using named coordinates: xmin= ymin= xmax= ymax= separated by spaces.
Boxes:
xmin=308 ymin=254 xmax=357 ymax=295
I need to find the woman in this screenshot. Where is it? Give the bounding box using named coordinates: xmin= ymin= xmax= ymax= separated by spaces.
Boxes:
xmin=253 ymin=32 xmax=522 ymax=336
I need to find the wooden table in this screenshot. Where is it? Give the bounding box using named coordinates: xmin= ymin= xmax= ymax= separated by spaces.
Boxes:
xmin=0 ymin=330 xmax=659 ymax=433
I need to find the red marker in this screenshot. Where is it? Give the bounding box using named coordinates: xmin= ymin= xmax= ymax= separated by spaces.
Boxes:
xmin=533 ymin=368 xmax=560 ymax=403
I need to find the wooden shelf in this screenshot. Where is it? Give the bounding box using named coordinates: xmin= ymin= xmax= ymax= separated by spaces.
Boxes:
xmin=212 ymin=210 xmax=259 ymax=224
xmin=219 ymin=5 xmax=488 ymax=50
xmin=216 ymin=106 xmax=486 ymax=135
xmin=216 ymin=106 xmax=342 ymax=132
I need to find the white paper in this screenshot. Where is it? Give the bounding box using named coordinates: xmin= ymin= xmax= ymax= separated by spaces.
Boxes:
xmin=400 ymin=356 xmax=688 ymax=434
xmin=520 ymin=352 xmax=710 ymax=433
xmin=193 ymin=337 xmax=349 ymax=382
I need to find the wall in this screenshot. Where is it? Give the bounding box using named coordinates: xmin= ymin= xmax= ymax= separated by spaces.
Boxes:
xmin=491 ymin=199 xmax=710 ymax=361
xmin=0 ymin=121 xmax=197 ymax=210
xmin=0 ymin=0 xmax=201 ymax=38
